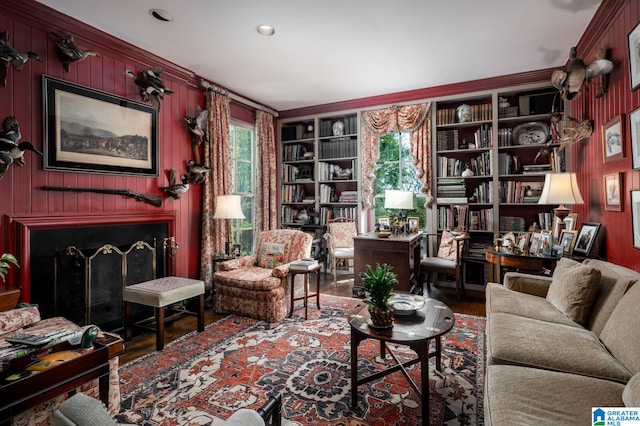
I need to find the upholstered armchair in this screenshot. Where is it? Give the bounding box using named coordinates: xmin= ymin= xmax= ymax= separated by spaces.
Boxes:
xmin=213 ymin=229 xmax=313 ymax=322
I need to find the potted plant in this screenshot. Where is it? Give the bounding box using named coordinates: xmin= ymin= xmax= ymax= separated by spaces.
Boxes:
xmin=359 ymin=263 xmax=397 ymax=328
xmin=0 ymin=253 xmax=19 ymax=283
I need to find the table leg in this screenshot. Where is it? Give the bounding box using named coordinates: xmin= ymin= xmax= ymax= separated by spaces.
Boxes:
xmin=315 ymin=268 xmax=320 ymax=310
xmin=351 ymin=329 xmax=360 ymax=408
xmin=435 ymin=336 xmax=442 ymax=372
xmin=303 ymin=274 xmax=309 ymax=320
xmin=420 ymin=343 xmax=429 ymax=426
xmin=289 ymin=274 xmax=295 ymax=318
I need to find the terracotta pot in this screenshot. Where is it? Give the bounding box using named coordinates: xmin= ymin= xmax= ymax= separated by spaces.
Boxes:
xmin=369 ymin=306 xmax=394 ymax=328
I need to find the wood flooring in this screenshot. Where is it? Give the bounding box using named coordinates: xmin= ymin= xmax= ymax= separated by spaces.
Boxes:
xmin=118 ymin=271 xmax=486 ymax=365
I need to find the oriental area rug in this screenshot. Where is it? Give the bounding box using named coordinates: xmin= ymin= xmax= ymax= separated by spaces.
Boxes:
xmin=117 ymin=295 xmax=485 ymax=426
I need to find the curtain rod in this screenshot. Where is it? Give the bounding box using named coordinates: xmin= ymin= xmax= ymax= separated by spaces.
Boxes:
xmin=200 ymin=80 xmax=279 ymax=117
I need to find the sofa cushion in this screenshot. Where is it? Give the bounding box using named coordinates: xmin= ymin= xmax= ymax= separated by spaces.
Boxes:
xmin=583 ymin=259 xmax=639 ymax=336
xmin=546 ymin=257 xmax=601 ymax=324
xmin=0 ymin=306 xmax=40 ymax=336
xmin=485 ymin=365 xmax=625 ymax=426
xmin=485 ymin=283 xmax=580 ymax=327
xmin=623 ymin=373 xmax=640 ymax=407
xmin=600 ymin=282 xmax=640 ymax=375
xmin=437 ymin=230 xmax=462 ymax=261
xmin=214 ymin=267 xmax=282 ymax=291
xmin=502 ymin=272 xmax=552 ymax=297
xmin=487 ymin=312 xmax=632 ymax=383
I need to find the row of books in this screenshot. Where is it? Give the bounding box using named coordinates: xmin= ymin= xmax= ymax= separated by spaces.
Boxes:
xmin=317 ymin=160 xmax=356 ymax=181
xmin=282 ymin=164 xmax=314 ymax=182
xmin=282 ymin=184 xmax=309 ymax=203
xmin=498 ymin=181 xmax=544 ymax=204
xmin=499 ymin=216 xmax=526 ymax=232
xmin=283 ymin=144 xmax=311 ymax=161
xmin=497 ymin=128 xmax=515 ymax=147
xmin=436 ymin=177 xmax=467 ymax=203
xmin=469 ymin=208 xmax=494 ymax=231
xmin=436 ymin=129 xmax=459 ymax=150
xmin=473 ymin=124 xmax=493 ymax=148
xmin=320 ymin=206 xmax=357 ymax=224
xmin=319 ymin=137 xmax=357 ymax=159
xmin=319 ymin=116 xmax=357 ymax=137
xmin=319 ymin=184 xmax=336 ymax=203
xmin=471 ymin=181 xmax=493 ymax=204
xmin=436 ymin=103 xmax=492 ymax=125
xmin=437 ymin=206 xmax=465 ymax=231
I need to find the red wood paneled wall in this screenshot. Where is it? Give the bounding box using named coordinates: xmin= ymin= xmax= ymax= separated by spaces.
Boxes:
xmin=570 ymin=0 xmax=640 ymax=269
xmin=0 ymin=1 xmax=209 ymax=285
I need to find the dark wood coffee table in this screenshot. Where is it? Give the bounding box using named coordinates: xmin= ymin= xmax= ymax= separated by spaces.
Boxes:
xmin=348 ymin=297 xmax=455 ymax=426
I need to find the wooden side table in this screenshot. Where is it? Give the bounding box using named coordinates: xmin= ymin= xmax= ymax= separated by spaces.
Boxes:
xmin=288 ymin=263 xmax=322 ymax=319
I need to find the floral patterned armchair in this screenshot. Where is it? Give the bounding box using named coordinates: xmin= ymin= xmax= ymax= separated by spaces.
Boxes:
xmin=213 ymin=229 xmax=313 ymax=322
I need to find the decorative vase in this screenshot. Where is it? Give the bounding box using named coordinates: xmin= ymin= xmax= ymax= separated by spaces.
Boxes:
xmin=461 ymin=165 xmax=474 ymax=177
xmin=456 ymin=104 xmax=472 ymax=123
xmin=369 ymin=306 xmax=394 ymax=328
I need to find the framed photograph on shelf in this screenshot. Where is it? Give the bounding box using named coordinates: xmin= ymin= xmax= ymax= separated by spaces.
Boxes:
xmin=602 ymin=115 xmax=624 ymax=163
xmin=517 ymin=232 xmax=531 ymax=252
xmin=630 ymin=106 xmax=640 ymax=169
xmin=539 ymin=230 xmax=553 ymax=256
xmin=574 ymin=222 xmax=601 ymax=256
xmin=42 ymin=75 xmax=158 ymax=176
xmin=529 ymin=232 xmax=542 ymax=254
xmin=629 ymin=20 xmax=640 ymax=91
xmin=564 ymin=213 xmax=578 ymax=231
xmin=406 ymin=216 xmax=420 ymax=233
xmin=604 ymin=172 xmax=622 ymax=211
xmin=559 ymin=230 xmax=578 ymax=255
xmin=632 ymin=190 xmax=640 ymax=249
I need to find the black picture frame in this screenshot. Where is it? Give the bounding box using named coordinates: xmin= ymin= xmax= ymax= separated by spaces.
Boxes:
xmin=43 ymin=75 xmax=158 ymax=176
xmin=573 ymin=222 xmax=601 ymax=256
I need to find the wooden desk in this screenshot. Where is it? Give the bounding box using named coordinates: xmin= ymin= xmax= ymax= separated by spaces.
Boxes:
xmin=485 ymin=248 xmax=560 ymax=284
xmin=353 ymin=232 xmax=422 ymax=293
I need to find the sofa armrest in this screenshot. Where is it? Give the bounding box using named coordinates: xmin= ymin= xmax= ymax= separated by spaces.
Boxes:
xmin=272 ymin=263 xmax=290 ymax=278
xmin=503 ymin=272 xmax=553 ymax=297
xmin=219 ymin=255 xmax=257 ymax=271
xmin=0 ymin=306 xmax=41 ymax=336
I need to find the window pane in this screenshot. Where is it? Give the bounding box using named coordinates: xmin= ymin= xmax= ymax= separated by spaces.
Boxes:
xmin=400 ymin=162 xmax=420 ymax=192
xmin=378 ymin=133 xmax=400 ymax=162
xmin=399 ymin=133 xmax=412 ymax=159
xmin=375 ymin=163 xmax=399 ymax=194
xmin=236 ymin=162 xmax=253 ymax=194
xmin=235 ymin=128 xmax=253 ymax=161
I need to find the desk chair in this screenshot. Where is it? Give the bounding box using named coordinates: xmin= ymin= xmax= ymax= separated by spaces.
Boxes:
xmin=419 ymin=230 xmax=469 ymax=299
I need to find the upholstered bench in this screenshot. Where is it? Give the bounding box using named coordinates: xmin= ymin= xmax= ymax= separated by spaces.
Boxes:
xmin=123 ymin=276 xmax=205 ymax=351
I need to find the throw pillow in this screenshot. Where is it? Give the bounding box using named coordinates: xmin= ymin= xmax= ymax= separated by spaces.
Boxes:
xmin=546 ymin=257 xmax=601 ymax=324
xmin=260 ymin=243 xmax=285 ymax=269
xmin=623 ymin=373 xmax=640 ymax=407
xmin=437 ymin=230 xmax=462 ymax=261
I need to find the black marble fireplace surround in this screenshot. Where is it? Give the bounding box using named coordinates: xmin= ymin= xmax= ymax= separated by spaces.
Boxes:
xmin=9 ymin=214 xmax=175 ymax=332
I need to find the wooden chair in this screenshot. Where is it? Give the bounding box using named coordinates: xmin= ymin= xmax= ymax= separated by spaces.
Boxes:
xmin=324 ymin=216 xmax=357 ymax=285
xmin=418 ymin=230 xmax=469 ymax=299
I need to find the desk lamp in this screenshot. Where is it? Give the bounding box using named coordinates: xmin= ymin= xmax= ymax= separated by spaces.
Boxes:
xmin=384 ymin=190 xmax=414 ymax=234
xmin=213 ymin=194 xmax=246 ymax=256
xmin=538 ymin=172 xmax=584 ymax=239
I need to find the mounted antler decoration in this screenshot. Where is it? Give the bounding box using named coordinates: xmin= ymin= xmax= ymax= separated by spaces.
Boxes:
xmin=551 ymin=46 xmax=614 ymax=101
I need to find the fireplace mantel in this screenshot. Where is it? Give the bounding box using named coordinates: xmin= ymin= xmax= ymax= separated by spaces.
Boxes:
xmin=5 ymin=212 xmax=176 ymax=302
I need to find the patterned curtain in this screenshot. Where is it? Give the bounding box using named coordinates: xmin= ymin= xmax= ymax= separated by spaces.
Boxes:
xmin=200 ymin=89 xmax=232 ymax=287
xmin=255 ymin=110 xmax=278 ymax=232
xmin=360 ymin=103 xmax=432 ymax=209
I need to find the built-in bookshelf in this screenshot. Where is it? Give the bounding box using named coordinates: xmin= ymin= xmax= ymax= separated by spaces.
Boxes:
xmin=432 ymin=82 xmax=566 ymax=242
xmin=279 ymin=112 xmax=360 ymax=261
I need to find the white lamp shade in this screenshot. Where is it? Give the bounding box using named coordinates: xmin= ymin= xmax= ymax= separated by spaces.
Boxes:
xmin=384 ymin=190 xmax=414 ymax=210
xmin=538 ymin=173 xmax=584 ymax=205
xmin=213 ymin=195 xmax=246 ymax=219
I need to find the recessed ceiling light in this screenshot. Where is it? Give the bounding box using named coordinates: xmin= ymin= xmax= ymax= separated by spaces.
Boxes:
xmin=149 ymin=9 xmax=174 ymax=22
xmin=256 ymin=25 xmax=275 ymax=36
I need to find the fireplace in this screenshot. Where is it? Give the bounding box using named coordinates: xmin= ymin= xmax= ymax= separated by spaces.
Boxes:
xmin=8 ymin=213 xmax=176 ymax=332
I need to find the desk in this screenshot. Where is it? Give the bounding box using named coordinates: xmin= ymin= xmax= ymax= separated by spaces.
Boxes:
xmin=353 ymin=233 xmax=422 ymax=294
xmin=348 ymin=297 xmax=455 ymax=426
xmin=485 ymin=248 xmax=560 ymax=284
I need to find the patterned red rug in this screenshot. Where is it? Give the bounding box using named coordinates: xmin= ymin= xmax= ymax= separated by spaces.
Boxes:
xmin=117 ymin=295 xmax=485 ymax=425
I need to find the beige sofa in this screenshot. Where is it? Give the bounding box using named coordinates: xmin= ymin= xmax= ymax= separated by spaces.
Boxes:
xmin=484 ymin=257 xmax=640 ymax=425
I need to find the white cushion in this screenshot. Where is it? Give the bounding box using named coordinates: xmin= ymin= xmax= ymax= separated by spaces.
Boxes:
xmin=123 ymin=276 xmax=204 ymax=308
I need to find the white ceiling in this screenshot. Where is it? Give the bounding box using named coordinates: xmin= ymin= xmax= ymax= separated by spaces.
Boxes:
xmin=35 ymin=0 xmax=602 ymax=112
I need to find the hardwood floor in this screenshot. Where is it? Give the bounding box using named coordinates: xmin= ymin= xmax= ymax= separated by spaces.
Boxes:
xmin=118 ymin=271 xmax=486 ymax=365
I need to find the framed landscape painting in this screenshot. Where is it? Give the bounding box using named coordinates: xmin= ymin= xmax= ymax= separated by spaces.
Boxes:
xmin=43 ymin=76 xmax=158 ymax=176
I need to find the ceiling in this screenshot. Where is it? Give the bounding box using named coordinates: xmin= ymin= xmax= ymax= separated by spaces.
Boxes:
xmin=35 ymin=0 xmax=602 ymax=112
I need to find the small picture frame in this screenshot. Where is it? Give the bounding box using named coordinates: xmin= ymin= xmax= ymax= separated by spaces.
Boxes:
xmin=628 ymin=20 xmax=640 ymax=91
xmin=632 ymin=190 xmax=640 ymax=249
xmin=551 ymin=216 xmax=563 ymax=242
xmin=559 ymin=230 xmax=578 ymax=255
xmin=529 ymin=232 xmax=542 ymax=254
xmin=517 ymin=232 xmax=531 ymax=252
xmin=630 ymin=106 xmax=640 ymax=169
xmin=539 ymin=230 xmax=553 ymax=256
xmin=406 ymin=216 xmax=420 ymax=233
xmin=602 ymin=115 xmax=625 ymax=162
xmin=564 ymin=213 xmax=578 ymax=231
xmin=377 ymin=216 xmax=390 ymax=231
xmin=574 ymin=222 xmax=601 ymax=256
xmin=231 ymin=243 xmax=242 ymax=258
xmin=552 ymin=244 xmax=564 ymax=257
xmin=604 ymin=172 xmax=622 ymax=211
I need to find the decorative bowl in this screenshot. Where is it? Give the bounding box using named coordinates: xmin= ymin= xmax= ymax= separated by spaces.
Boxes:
xmin=389 ymin=294 xmax=426 ymax=315
xmin=375 ymin=231 xmax=391 ymax=238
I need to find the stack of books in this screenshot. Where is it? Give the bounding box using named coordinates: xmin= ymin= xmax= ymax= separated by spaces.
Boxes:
xmin=436 ymin=177 xmax=467 ymax=203
xmin=290 ymin=258 xmax=319 ymax=271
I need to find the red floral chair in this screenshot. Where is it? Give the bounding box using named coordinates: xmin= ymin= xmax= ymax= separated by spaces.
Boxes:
xmin=213 ymin=229 xmax=313 ymax=322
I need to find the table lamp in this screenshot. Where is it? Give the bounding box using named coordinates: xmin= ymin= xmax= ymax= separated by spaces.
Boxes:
xmin=538 ymin=172 xmax=584 ymax=237
xmin=213 ymin=194 xmax=246 ymax=256
xmin=384 ymin=190 xmax=414 ymax=234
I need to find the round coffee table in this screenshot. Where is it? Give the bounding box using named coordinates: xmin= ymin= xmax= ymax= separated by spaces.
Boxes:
xmin=348 ymin=296 xmax=455 ymax=425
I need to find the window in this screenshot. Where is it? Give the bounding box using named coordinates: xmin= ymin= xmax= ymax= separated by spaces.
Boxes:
xmin=374 ymin=132 xmax=427 ymax=226
xmin=230 ymin=122 xmax=255 ymax=254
